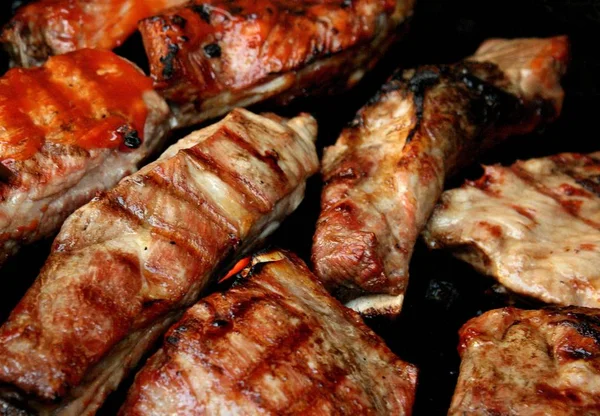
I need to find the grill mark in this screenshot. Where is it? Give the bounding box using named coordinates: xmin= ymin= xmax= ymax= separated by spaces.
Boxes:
xmin=283 ymin=363 xmax=350 ymax=414
xmin=510 ymin=166 xmax=600 ymax=229
xmin=80 ymin=250 xmax=141 ymax=331
xmin=575 ymin=178 xmax=600 ymax=197
xmin=144 ymin=167 xmax=239 ymax=241
xmin=0 ymin=72 xmax=46 ymax=159
xmin=238 ymin=321 xmax=315 ymax=412
xmin=105 ymin=188 xmax=202 ymax=258
xmin=405 ymin=68 xmax=442 ymax=143
xmin=182 ymin=145 xmax=270 ymax=213
xmin=221 ymin=126 xmax=288 ymax=181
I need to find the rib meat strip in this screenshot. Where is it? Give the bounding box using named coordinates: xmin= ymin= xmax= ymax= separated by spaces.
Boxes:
xmin=311 ymin=36 xmax=569 ymax=316
xmin=139 ymin=0 xmax=415 ymax=127
xmin=423 ymin=152 xmax=600 ymax=308
xmin=120 ymin=249 xmax=418 ymax=416
xmin=0 ymin=48 xmax=170 ymax=266
xmin=0 ymin=108 xmax=318 ymax=415
xmin=450 ymin=307 xmax=600 ymax=415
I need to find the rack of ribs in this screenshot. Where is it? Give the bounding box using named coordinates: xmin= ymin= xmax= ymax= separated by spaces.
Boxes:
xmin=0 ymin=48 xmax=170 ymax=265
xmin=139 ymin=0 xmax=415 ymax=127
xmin=424 ymin=152 xmax=600 ymax=308
xmin=120 ymin=249 xmax=418 ymax=416
xmin=311 ymin=36 xmax=569 ymax=316
xmin=0 ymin=108 xmax=318 ymax=415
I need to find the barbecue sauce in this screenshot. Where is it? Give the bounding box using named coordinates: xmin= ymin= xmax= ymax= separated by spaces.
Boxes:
xmin=0 ymin=49 xmax=153 ymax=161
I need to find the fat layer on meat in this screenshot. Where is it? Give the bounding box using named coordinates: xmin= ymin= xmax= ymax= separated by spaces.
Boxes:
xmin=119 ymin=249 xmax=418 ymax=416
xmin=0 ymin=108 xmax=318 ymax=416
xmin=311 ymin=36 xmax=569 ymax=316
xmin=1 ymin=0 xmax=187 ymax=67
xmin=139 ymin=0 xmax=414 ymax=127
xmin=424 ymin=152 xmax=600 ymax=308
xmin=0 ymin=49 xmax=170 ymax=266
xmin=450 ymin=306 xmax=600 ymax=415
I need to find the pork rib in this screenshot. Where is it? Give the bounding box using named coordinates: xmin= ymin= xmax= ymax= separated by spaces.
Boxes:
xmin=1 ymin=0 xmax=187 ymax=67
xmin=0 ymin=48 xmax=170 ymax=266
xmin=0 ymin=108 xmax=318 ymax=415
xmin=119 ymin=249 xmax=418 ymax=416
xmin=139 ymin=0 xmax=415 ymax=127
xmin=423 ymin=152 xmax=600 ymax=308
xmin=311 ymin=36 xmax=569 ymax=316
xmin=450 ymin=307 xmax=600 ymax=415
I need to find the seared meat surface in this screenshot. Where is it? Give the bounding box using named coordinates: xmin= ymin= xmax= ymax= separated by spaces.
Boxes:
xmin=1 ymin=0 xmax=187 ymax=67
xmin=424 ymin=152 xmax=600 ymax=308
xmin=450 ymin=307 xmax=600 ymax=415
xmin=120 ymin=250 xmax=418 ymax=416
xmin=0 ymin=109 xmax=318 ymax=415
xmin=139 ymin=0 xmax=414 ymax=127
xmin=0 ymin=48 xmax=170 ymax=266
xmin=311 ymin=36 xmax=569 ymax=316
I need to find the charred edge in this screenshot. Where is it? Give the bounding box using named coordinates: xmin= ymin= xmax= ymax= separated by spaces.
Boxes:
xmin=559 ymin=312 xmax=600 ymax=345
xmin=190 ymin=4 xmax=211 ymax=23
xmin=457 ymin=65 xmax=522 ymax=127
xmin=159 ymin=43 xmax=180 ymax=80
xmin=405 ymin=68 xmax=443 ymax=143
xmin=203 ymin=43 xmax=221 ymax=58
xmin=0 ymin=163 xmax=14 ymax=184
xmin=575 ymin=177 xmax=600 ymax=198
xmin=341 ymin=0 xmax=353 ymax=8
xmin=562 ymin=345 xmax=594 ymax=360
xmin=0 ymin=391 xmax=37 ymax=416
xmin=121 ymin=128 xmax=142 ymax=149
xmin=171 ymin=15 xmax=187 ymax=29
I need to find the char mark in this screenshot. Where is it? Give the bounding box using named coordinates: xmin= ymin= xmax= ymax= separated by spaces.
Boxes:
xmin=575 ymin=176 xmax=600 ymax=198
xmin=203 ymin=43 xmax=221 ymax=58
xmin=457 ymin=65 xmax=522 ymax=127
xmin=190 ymin=4 xmax=211 ymax=23
xmin=559 ymin=312 xmax=600 ymax=345
xmin=160 ymin=43 xmax=180 ymax=80
xmin=405 ymin=67 xmax=443 ymax=143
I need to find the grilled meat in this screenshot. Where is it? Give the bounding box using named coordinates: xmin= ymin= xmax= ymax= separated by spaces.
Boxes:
xmin=119 ymin=249 xmax=418 ymax=416
xmin=0 ymin=109 xmax=318 ymax=415
xmin=311 ymin=36 xmax=569 ymax=316
xmin=1 ymin=0 xmax=187 ymax=67
xmin=139 ymin=0 xmax=415 ymax=127
xmin=450 ymin=306 xmax=600 ymax=415
xmin=423 ymin=152 xmax=600 ymax=308
xmin=0 ymin=48 xmax=170 ymax=266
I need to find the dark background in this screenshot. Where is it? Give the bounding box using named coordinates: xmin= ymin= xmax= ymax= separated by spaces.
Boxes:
xmin=1 ymin=0 xmax=600 ymax=414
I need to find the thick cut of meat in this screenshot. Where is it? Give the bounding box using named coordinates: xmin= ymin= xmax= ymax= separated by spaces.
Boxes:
xmin=423 ymin=152 xmax=600 ymax=308
xmin=1 ymin=0 xmax=187 ymax=67
xmin=450 ymin=307 xmax=600 ymax=415
xmin=311 ymin=36 xmax=569 ymax=316
xmin=119 ymin=249 xmax=418 ymax=416
xmin=0 ymin=109 xmax=318 ymax=415
xmin=139 ymin=0 xmax=414 ymax=127
xmin=0 ymin=48 xmax=170 ymax=266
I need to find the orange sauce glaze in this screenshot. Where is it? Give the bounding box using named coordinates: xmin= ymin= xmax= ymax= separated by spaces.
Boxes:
xmin=0 ymin=49 xmax=154 ymax=161
xmin=8 ymin=0 xmax=175 ymax=51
